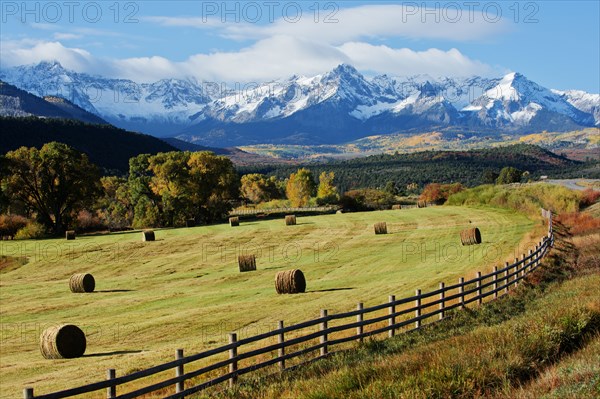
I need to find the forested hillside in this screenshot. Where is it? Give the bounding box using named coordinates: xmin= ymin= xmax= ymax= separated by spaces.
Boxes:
xmin=240 ymin=144 xmax=598 ymax=192
xmin=0 ymin=117 xmax=176 ymax=173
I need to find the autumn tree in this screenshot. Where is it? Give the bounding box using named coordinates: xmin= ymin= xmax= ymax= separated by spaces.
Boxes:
xmin=286 ymin=168 xmax=316 ymax=207
xmin=240 ymin=174 xmax=280 ymax=204
xmin=130 ymin=151 xmax=239 ymax=227
xmin=419 ymin=183 xmax=465 ymax=204
xmin=2 ymin=142 xmax=101 ymax=234
xmin=317 ymin=171 xmax=339 ymax=204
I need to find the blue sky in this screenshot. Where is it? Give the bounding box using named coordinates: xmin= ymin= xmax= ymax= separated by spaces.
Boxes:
xmin=1 ymin=1 xmax=598 ymax=92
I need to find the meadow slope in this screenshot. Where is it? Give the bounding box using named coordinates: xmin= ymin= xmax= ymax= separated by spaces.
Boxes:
xmin=0 ymin=206 xmax=537 ymax=397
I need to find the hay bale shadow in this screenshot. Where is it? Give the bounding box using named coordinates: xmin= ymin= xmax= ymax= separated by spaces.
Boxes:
xmin=94 ymin=289 xmax=135 ymax=293
xmin=84 ymin=350 xmax=143 ymax=357
xmin=310 ymin=287 xmax=355 ymax=293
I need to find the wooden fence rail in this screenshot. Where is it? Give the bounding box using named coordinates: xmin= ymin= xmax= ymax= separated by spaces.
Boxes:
xmin=24 ymin=210 xmax=554 ymax=399
xmin=229 ymin=206 xmax=337 ymax=216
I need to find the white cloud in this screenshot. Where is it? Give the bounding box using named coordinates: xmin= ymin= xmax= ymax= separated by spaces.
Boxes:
xmin=1 ymin=36 xmax=498 ymax=83
xmin=0 ymin=40 xmax=96 ymax=71
xmin=146 ymin=4 xmax=508 ymax=43
xmin=53 ymin=33 xmax=83 ymax=40
xmin=338 ymin=43 xmax=495 ymax=77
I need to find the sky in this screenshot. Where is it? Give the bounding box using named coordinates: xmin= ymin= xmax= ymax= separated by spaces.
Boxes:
xmin=1 ymin=1 xmax=599 ymax=92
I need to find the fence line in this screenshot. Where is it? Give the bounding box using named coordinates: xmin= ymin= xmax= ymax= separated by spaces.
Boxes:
xmin=24 ymin=210 xmax=554 ymax=399
xmin=229 ymin=206 xmax=336 ymax=216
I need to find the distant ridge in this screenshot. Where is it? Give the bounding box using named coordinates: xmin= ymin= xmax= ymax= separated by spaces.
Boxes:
xmin=0 ymin=80 xmax=107 ymax=125
xmin=0 ymin=117 xmax=176 ymax=173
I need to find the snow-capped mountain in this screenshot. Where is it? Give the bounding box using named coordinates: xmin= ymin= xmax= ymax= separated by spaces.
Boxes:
xmin=1 ymin=61 xmax=597 ymax=146
xmin=0 ymin=61 xmax=213 ymax=135
xmin=462 ymin=72 xmax=595 ymax=131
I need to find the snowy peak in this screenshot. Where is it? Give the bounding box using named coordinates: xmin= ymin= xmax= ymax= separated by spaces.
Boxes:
xmin=464 ymin=72 xmax=595 ymax=128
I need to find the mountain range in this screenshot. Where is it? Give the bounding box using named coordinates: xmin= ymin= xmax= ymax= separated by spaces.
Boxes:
xmin=1 ymin=61 xmax=598 ymax=147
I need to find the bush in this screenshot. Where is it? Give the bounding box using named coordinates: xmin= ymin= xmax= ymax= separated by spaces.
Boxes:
xmin=14 ymin=222 xmax=46 ymax=239
xmin=0 ymin=214 xmax=28 ymax=238
xmin=579 ymin=188 xmax=600 ymax=208
xmin=447 ymin=184 xmax=582 ymax=216
xmin=341 ymin=189 xmax=394 ymax=211
xmin=75 ymin=210 xmax=106 ymax=232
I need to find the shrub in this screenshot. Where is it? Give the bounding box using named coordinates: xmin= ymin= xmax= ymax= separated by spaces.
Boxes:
xmin=447 ymin=184 xmax=582 ymax=217
xmin=579 ymin=188 xmax=600 ymax=208
xmin=14 ymin=221 xmax=46 ymax=239
xmin=75 ymin=210 xmax=106 ymax=232
xmin=341 ymin=189 xmax=394 ymax=211
xmin=0 ymin=214 xmax=29 ymax=238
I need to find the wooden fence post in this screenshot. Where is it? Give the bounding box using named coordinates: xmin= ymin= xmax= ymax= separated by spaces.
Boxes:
xmin=476 ymin=272 xmax=482 ymax=306
xmin=493 ymin=266 xmax=498 ymax=299
xmin=528 ymin=250 xmax=533 ymax=273
xmin=357 ymin=303 xmax=364 ymax=343
xmin=277 ymin=321 xmax=285 ymax=371
xmin=514 ymin=258 xmax=519 ymax=286
xmin=23 ymin=388 xmax=33 ymax=399
xmin=504 ymin=262 xmax=509 ymax=294
xmin=415 ymin=289 xmax=422 ymax=329
xmin=388 ymin=295 xmax=396 ymax=338
xmin=175 ymin=349 xmax=184 ymax=394
xmin=228 ymin=333 xmax=238 ymax=388
xmin=459 ymin=278 xmax=465 ymax=310
xmin=439 ymin=282 xmax=445 ymax=320
xmin=320 ymin=309 xmax=328 ymax=357
xmin=106 ymin=369 xmax=116 ymax=399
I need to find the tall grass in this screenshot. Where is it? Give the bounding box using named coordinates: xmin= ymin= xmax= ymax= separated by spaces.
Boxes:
xmin=447 ymin=184 xmax=583 ymax=216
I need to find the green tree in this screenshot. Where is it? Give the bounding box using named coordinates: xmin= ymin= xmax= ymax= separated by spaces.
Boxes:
xmin=482 ymin=169 xmax=499 ymax=185
xmin=317 ymin=171 xmax=339 ymax=204
xmin=240 ymin=174 xmax=280 ymax=204
xmin=97 ymin=176 xmax=133 ymax=229
xmin=384 ymin=181 xmax=398 ymax=196
xmin=496 ymin=167 xmax=523 ymax=185
xmin=286 ymin=168 xmax=316 ymax=207
xmin=128 ymin=154 xmax=162 ymax=228
xmin=3 ymin=142 xmax=101 ymax=234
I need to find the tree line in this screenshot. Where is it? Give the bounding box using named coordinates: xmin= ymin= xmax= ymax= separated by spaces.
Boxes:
xmin=2 ymin=142 xmax=589 ymax=239
xmin=0 ymin=143 xmax=339 ymax=238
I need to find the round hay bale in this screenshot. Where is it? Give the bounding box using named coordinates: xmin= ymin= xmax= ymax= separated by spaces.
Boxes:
xmin=275 ymin=269 xmax=306 ymax=294
xmin=69 ymin=273 xmax=95 ymax=293
xmin=391 ymin=204 xmax=402 ymax=210
xmin=238 ymin=254 xmax=257 ymax=272
xmin=285 ymin=215 xmax=297 ymax=226
xmin=336 ymin=210 xmax=344 ymax=214
xmin=65 ymin=230 xmax=76 ymax=240
xmin=40 ymin=324 xmax=86 ymax=359
xmin=460 ymin=227 xmax=482 ymax=245
xmin=186 ymin=219 xmax=196 ymax=228
xmin=374 ymin=222 xmax=387 ymax=235
xmin=229 ymin=217 xmax=240 ymax=227
xmin=142 ymin=230 xmax=155 ymax=242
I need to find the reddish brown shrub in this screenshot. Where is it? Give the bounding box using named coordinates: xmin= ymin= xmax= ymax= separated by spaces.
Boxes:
xmin=0 ymin=214 xmax=28 ymax=238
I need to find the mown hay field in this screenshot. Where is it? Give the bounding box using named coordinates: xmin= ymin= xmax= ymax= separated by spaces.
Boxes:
xmin=0 ymin=206 xmax=537 ymax=397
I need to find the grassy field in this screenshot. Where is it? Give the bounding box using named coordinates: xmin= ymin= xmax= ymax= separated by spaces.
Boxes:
xmin=0 ymin=206 xmax=537 ymax=397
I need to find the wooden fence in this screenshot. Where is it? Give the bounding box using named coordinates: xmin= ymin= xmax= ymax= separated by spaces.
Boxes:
xmin=23 ymin=210 xmax=554 ymax=399
xmin=229 ymin=206 xmax=337 ymax=216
